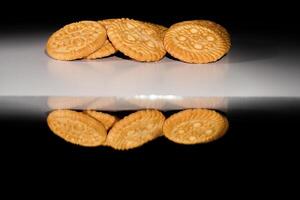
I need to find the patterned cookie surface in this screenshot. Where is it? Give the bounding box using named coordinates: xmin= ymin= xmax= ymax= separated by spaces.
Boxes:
xmin=84 ymin=110 xmax=118 ymax=130
xmin=107 ymin=18 xmax=166 ymax=62
xmin=144 ymin=21 xmax=168 ymax=40
xmin=193 ymin=20 xmax=231 ymax=46
xmin=164 ymin=20 xmax=230 ymax=63
xmin=86 ymin=19 xmax=118 ymax=59
xmin=106 ymin=110 xmax=165 ymax=150
xmin=47 ymin=21 xmax=106 ymax=60
xmin=163 ymin=109 xmax=228 ymax=144
xmin=47 ymin=110 xmax=107 ymax=146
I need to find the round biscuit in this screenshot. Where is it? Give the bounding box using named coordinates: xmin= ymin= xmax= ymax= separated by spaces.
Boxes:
xmin=163 ymin=109 xmax=228 ymax=144
xmin=164 ymin=20 xmax=230 ymax=63
xmin=47 ymin=110 xmax=107 ymax=147
xmin=107 ymin=18 xmax=166 ymax=62
xmin=106 ymin=110 xmax=165 ymax=150
xmin=47 ymin=21 xmax=106 ymax=60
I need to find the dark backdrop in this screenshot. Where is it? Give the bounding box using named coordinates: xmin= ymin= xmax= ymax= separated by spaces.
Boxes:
xmin=1 ymin=0 xmax=299 ymax=32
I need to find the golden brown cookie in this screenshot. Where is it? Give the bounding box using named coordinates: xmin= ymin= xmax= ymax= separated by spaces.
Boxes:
xmin=47 ymin=110 xmax=107 ymax=147
xmin=46 ymin=21 xmax=107 ymax=60
xmin=98 ymin=18 xmax=119 ymax=27
xmin=106 ymin=110 xmax=165 ymax=150
xmin=86 ymin=40 xmax=117 ymax=59
xmin=144 ymin=21 xmax=168 ymax=40
xmin=164 ymin=20 xmax=231 ymax=63
xmin=163 ymin=109 xmax=228 ymax=144
xmin=84 ymin=110 xmax=118 ymax=130
xmin=107 ymin=18 xmax=166 ymax=62
xmin=194 ymin=20 xmax=231 ymax=46
xmin=86 ymin=19 xmax=118 ymax=59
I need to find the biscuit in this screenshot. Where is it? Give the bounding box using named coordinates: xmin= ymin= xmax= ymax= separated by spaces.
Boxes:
xmin=86 ymin=19 xmax=118 ymax=59
xmin=98 ymin=19 xmax=119 ymax=27
xmin=144 ymin=21 xmax=168 ymax=40
xmin=86 ymin=40 xmax=117 ymax=59
xmin=194 ymin=20 xmax=231 ymax=46
xmin=47 ymin=110 xmax=107 ymax=147
xmin=47 ymin=21 xmax=107 ymax=60
xmin=164 ymin=20 xmax=231 ymax=63
xmin=107 ymin=18 xmax=166 ymax=62
xmin=163 ymin=109 xmax=228 ymax=144
xmin=105 ymin=110 xmax=165 ymax=150
xmin=84 ymin=110 xmax=118 ymax=130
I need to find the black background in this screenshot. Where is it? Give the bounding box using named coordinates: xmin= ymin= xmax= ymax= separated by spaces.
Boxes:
xmin=2 ymin=0 xmax=299 ymax=32
xmin=1 ymin=0 xmax=299 ymax=187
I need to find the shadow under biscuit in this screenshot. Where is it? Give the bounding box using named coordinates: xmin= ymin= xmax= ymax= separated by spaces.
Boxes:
xmin=165 ymin=53 xmax=180 ymax=61
xmin=84 ymin=54 xmax=116 ymax=60
xmin=165 ymin=52 xmax=230 ymax=64
xmin=114 ymin=51 xmax=132 ymax=60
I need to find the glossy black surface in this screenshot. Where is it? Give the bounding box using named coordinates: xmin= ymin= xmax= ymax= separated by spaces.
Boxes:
xmin=1 ymin=98 xmax=299 ymax=166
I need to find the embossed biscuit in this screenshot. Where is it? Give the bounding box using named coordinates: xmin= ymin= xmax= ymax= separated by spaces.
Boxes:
xmin=107 ymin=18 xmax=166 ymax=62
xmin=86 ymin=19 xmax=118 ymax=59
xmin=98 ymin=19 xmax=119 ymax=27
xmin=164 ymin=20 xmax=231 ymax=63
xmin=47 ymin=21 xmax=107 ymax=60
xmin=84 ymin=110 xmax=118 ymax=130
xmin=86 ymin=40 xmax=117 ymax=59
xmin=163 ymin=109 xmax=228 ymax=144
xmin=143 ymin=21 xmax=168 ymax=40
xmin=47 ymin=110 xmax=107 ymax=146
xmin=105 ymin=110 xmax=165 ymax=150
xmin=193 ymin=20 xmax=231 ymax=47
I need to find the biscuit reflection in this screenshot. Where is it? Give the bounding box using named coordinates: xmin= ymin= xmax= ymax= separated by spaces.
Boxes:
xmin=47 ymin=96 xmax=95 ymax=110
xmin=171 ymin=97 xmax=228 ymax=111
xmin=86 ymin=97 xmax=117 ymax=111
xmin=114 ymin=56 xmax=230 ymax=97
xmin=125 ymin=97 xmax=167 ymax=110
xmin=47 ymin=57 xmax=123 ymax=83
xmin=162 ymin=56 xmax=229 ymax=83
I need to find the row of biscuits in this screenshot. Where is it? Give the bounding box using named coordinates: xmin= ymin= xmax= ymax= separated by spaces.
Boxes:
xmin=47 ymin=109 xmax=229 ymax=150
xmin=46 ymin=18 xmax=231 ymax=63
